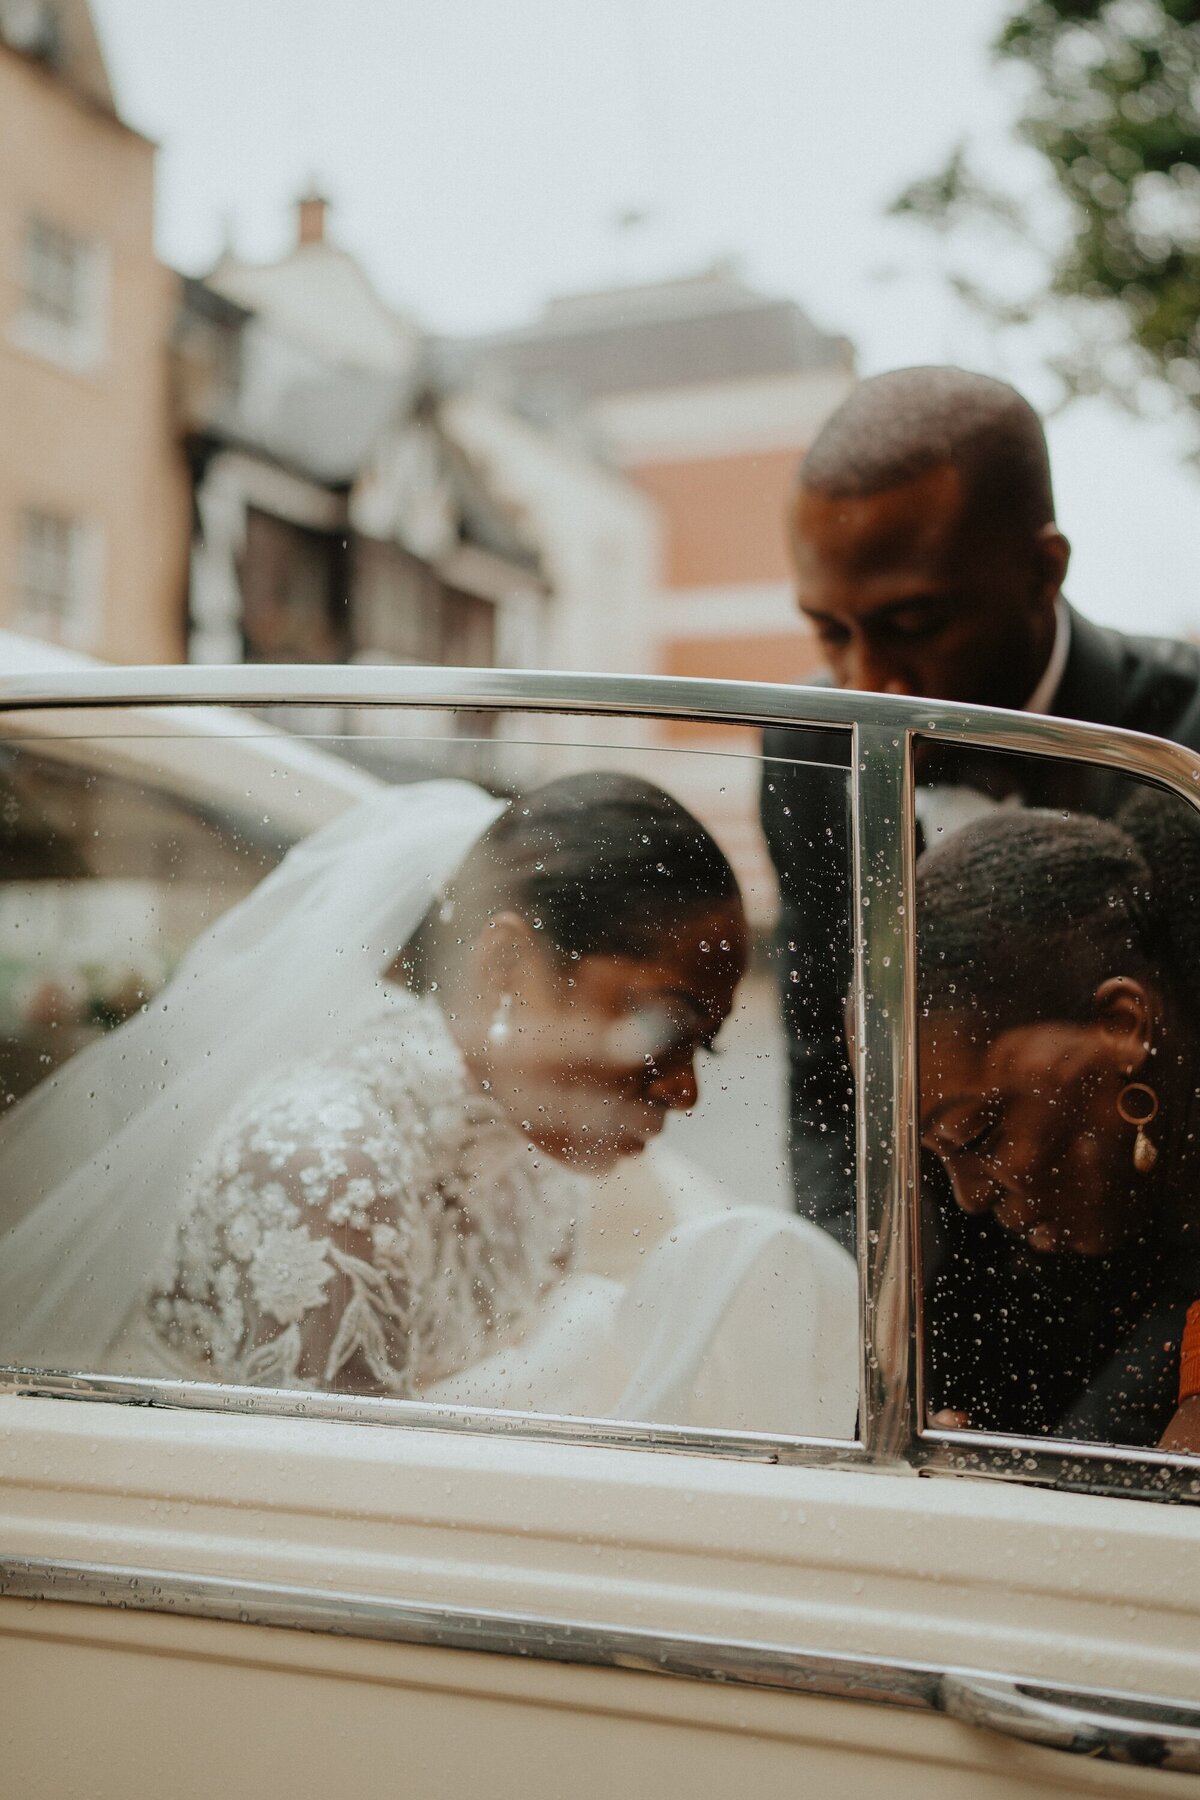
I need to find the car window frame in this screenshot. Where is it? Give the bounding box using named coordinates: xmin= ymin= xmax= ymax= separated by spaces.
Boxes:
xmin=1 ymin=663 xmax=1199 ymax=1507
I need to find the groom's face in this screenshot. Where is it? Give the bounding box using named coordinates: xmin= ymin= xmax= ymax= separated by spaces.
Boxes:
xmin=790 ymin=462 xmax=1067 ymax=710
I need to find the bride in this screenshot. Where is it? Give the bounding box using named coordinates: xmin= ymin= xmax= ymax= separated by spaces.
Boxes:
xmin=0 ymin=770 xmax=856 ymax=1436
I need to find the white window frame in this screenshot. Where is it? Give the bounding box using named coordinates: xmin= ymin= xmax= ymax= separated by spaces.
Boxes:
xmin=9 ymin=215 xmax=110 ymax=373
xmin=12 ymin=508 xmax=102 ymax=650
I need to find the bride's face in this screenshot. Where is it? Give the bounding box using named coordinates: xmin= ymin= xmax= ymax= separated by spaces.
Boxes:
xmin=470 ymin=903 xmax=747 ymax=1172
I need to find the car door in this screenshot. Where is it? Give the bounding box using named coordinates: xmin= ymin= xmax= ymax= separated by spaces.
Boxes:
xmin=0 ymin=665 xmax=1198 ymax=1800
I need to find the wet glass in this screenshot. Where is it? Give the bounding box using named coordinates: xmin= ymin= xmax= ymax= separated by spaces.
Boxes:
xmin=0 ymin=702 xmax=859 ymax=1443
xmin=914 ymin=739 xmax=1200 ymax=1457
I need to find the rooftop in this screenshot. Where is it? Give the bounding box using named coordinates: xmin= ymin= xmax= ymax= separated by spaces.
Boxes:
xmin=0 ymin=0 xmax=117 ymax=116
xmin=456 ymin=263 xmax=853 ymax=407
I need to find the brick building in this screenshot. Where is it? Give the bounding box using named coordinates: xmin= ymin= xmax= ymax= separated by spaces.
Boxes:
xmin=463 ymin=263 xmax=854 ymax=691
xmin=0 ymin=0 xmax=189 ymax=662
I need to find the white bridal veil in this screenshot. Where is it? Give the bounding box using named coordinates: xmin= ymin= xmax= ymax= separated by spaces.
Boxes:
xmin=0 ymin=778 xmax=505 ymax=1369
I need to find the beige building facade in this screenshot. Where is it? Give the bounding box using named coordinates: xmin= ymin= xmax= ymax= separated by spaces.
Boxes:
xmin=0 ymin=1 xmax=188 ymax=664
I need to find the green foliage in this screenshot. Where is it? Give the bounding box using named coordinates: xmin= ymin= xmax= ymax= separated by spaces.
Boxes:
xmin=895 ymin=0 xmax=1200 ymax=412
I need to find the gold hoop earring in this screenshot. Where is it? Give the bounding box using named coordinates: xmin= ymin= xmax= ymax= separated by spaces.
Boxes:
xmin=1117 ymin=1081 xmax=1160 ymax=1175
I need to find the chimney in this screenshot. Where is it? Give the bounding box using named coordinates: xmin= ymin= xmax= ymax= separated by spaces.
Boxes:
xmin=296 ymin=188 xmax=330 ymax=248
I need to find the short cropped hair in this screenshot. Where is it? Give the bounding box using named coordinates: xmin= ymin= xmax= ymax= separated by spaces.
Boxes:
xmin=798 ymin=366 xmax=1055 ymax=537
xmin=916 ymin=787 xmax=1200 ymax=1035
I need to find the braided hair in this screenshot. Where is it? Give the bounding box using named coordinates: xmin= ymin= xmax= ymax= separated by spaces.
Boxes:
xmin=916 ymin=785 xmax=1200 ymax=1033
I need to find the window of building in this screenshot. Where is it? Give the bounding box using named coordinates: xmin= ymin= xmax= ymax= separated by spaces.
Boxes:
xmin=237 ymin=508 xmax=344 ymax=663
xmin=0 ymin=1 xmax=62 ymax=64
xmin=440 ymin=585 xmax=495 ymax=667
xmin=25 ymin=218 xmax=83 ymax=328
xmin=350 ymin=541 xmax=498 ymax=669
xmin=11 ymin=216 xmax=108 ymax=369
xmin=15 ymin=509 xmax=97 ymax=647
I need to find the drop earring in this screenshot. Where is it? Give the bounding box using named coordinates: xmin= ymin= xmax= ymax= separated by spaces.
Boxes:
xmin=1117 ymin=1079 xmax=1160 ymax=1174
xmin=487 ymin=991 xmax=514 ymax=1046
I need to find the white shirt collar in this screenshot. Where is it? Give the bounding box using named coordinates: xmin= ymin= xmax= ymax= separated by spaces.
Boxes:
xmin=1025 ymin=599 xmax=1070 ymax=715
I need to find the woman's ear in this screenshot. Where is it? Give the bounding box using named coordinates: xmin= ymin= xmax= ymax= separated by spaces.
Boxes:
xmin=1092 ymin=975 xmax=1155 ymax=1072
xmin=467 ymin=910 xmax=539 ymax=1007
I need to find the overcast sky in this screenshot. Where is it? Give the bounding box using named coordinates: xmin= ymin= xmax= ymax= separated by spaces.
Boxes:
xmin=92 ymin=0 xmax=1200 ymax=638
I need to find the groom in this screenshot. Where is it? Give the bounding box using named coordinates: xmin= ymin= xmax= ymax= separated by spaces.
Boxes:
xmin=760 ymin=366 xmax=1200 ymax=1433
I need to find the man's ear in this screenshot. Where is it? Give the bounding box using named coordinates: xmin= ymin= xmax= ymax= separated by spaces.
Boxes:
xmin=1033 ymin=523 xmax=1070 ymax=605
xmin=1092 ymin=975 xmax=1155 ymax=1071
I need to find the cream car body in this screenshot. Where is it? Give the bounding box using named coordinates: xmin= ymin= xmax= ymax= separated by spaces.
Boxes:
xmin=1 ymin=664 xmax=1198 ymax=1799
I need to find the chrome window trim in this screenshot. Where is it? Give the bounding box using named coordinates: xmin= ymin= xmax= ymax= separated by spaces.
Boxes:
xmin=4 ymin=1555 xmax=1200 ymax=1772
xmin=0 ymin=1368 xmax=865 ymax=1469
xmin=0 ymin=1552 xmax=978 ymax=1706
xmin=3 ymin=657 xmax=1200 ymax=785
xmin=915 ymin=1427 xmax=1200 ymax=1503
xmin=3 ymin=666 xmax=1200 ymax=1500
xmin=852 ymin=724 xmax=919 ymax=1464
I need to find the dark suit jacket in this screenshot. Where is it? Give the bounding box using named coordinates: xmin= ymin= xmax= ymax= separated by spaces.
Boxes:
xmin=760 ymin=605 xmax=1200 ymax=1441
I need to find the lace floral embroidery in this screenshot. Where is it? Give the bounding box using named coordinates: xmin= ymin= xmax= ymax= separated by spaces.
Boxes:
xmin=143 ymin=990 xmax=578 ymax=1395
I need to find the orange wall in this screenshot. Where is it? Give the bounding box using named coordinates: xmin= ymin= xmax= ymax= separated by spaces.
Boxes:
xmin=630 ymin=446 xmax=800 ymax=588
xmin=658 ymin=629 xmax=825 ymax=745
xmin=662 ymin=627 xmax=823 ymax=686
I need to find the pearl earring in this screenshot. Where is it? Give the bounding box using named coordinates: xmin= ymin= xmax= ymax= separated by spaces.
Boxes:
xmin=487 ymin=992 xmax=514 ymax=1046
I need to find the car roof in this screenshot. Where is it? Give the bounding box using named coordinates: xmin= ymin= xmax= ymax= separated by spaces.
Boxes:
xmin=0 ymin=631 xmax=379 ymax=832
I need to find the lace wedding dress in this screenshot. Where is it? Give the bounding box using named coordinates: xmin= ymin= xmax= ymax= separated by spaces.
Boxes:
xmin=108 ymin=986 xmax=580 ymax=1396
xmin=108 ymin=973 xmax=859 ymax=1435
xmin=0 ymin=779 xmax=509 ymax=1371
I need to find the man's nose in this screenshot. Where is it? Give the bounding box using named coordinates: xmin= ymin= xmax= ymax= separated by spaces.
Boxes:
xmin=844 ymin=642 xmax=912 ymax=697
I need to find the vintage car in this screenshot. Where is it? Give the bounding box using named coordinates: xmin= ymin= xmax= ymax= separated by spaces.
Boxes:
xmin=1 ymin=662 xmax=1199 ymax=1799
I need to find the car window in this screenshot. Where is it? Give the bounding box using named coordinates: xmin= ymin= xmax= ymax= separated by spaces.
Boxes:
xmin=0 ymin=702 xmax=861 ymax=1447
xmin=914 ymin=737 xmax=1200 ymax=1466
xmin=0 ymin=737 xmax=283 ymax=1101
